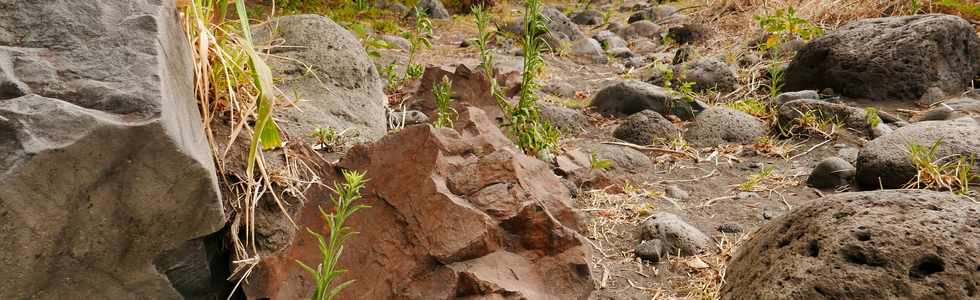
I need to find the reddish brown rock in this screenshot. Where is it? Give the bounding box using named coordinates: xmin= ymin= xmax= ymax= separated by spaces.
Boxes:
xmin=244 ymin=108 xmax=593 ymax=299
xmin=408 ymin=65 xmax=520 ymax=125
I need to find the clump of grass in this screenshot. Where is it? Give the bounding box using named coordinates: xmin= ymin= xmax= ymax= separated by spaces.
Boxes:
xmin=432 ymin=75 xmax=457 ymax=128
xmin=405 ymin=7 xmax=434 ymax=79
xmin=296 ymin=170 xmax=369 ymax=300
xmin=905 ymin=139 xmax=978 ymax=195
xmin=864 ymin=107 xmax=881 ymax=128
xmin=779 ymin=109 xmax=843 ymax=139
xmin=311 ymin=126 xmax=358 ymax=152
xmin=738 ymin=166 xmax=776 ymax=191
xmin=590 ymin=153 xmax=612 ymax=171
xmin=183 ymin=0 xmax=297 ymax=281
xmin=726 ymin=97 xmax=774 ymax=119
xmin=506 ymin=0 xmax=561 ymax=157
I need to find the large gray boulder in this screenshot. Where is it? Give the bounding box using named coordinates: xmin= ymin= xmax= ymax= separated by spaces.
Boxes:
xmin=0 ymin=1 xmax=225 ymax=299
xmin=253 ymin=15 xmax=388 ymax=142
xmin=784 ymin=14 xmax=980 ymax=102
xmin=675 ymin=58 xmax=738 ymax=92
xmin=855 ymin=119 xmax=980 ymax=189
xmin=722 ymin=190 xmax=980 ymax=300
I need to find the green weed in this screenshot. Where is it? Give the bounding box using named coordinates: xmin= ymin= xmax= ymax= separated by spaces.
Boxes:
xmin=905 ymin=139 xmax=978 ymax=195
xmin=296 ymin=170 xmax=369 ymax=300
xmin=753 ymin=7 xmax=823 ymax=51
xmin=738 ymin=166 xmax=776 ymax=191
xmin=590 ymin=153 xmax=613 ymax=171
xmin=864 ymin=107 xmax=881 ymax=128
xmin=779 ymin=109 xmax=843 ymax=139
xmin=726 ymin=97 xmax=774 ymax=119
xmin=505 ymin=0 xmax=561 ymax=157
xmin=405 ymin=7 xmax=434 ymax=79
xmin=432 ymin=75 xmax=457 ymax=128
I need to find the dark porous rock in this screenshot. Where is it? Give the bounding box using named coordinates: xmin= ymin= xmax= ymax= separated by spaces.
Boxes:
xmin=571 ymin=9 xmax=603 ymax=25
xmin=0 ymin=1 xmax=225 ymax=298
xmin=737 ymin=52 xmax=761 ymax=68
xmin=721 ymin=190 xmax=980 ymax=300
xmin=667 ymin=23 xmax=710 ymax=45
xmin=613 ymin=110 xmax=679 ymax=145
xmin=619 ymin=20 xmax=663 ymax=41
xmin=807 ymin=157 xmax=856 ymax=189
xmin=685 ymin=107 xmax=767 ymax=147
xmin=639 ymin=213 xmax=712 ymax=256
xmin=672 ymin=46 xmax=692 ymax=65
xmin=635 ymin=239 xmax=665 ymax=262
xmin=855 ymin=119 xmax=980 ymax=189
xmin=716 ymin=224 xmax=743 ymax=234
xmin=607 ymin=47 xmax=634 ymax=58
xmin=590 ymin=80 xmax=690 ymax=119
xmin=675 ymin=58 xmax=738 ymax=92
xmin=578 ymin=143 xmax=654 ymax=173
xmin=783 ymin=14 xmax=980 ymax=102
xmin=538 ymin=102 xmax=589 ymax=134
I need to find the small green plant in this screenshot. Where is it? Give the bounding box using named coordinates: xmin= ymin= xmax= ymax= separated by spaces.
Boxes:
xmin=905 ymin=139 xmax=978 ymax=195
xmin=766 ymin=63 xmax=785 ymax=100
xmin=297 ymin=170 xmax=369 ymax=300
xmin=311 ymin=127 xmax=338 ymax=150
xmin=379 ymin=60 xmax=400 ymax=92
xmin=738 ymin=166 xmax=776 ymax=191
xmin=405 ymin=7 xmax=434 ymax=79
xmin=506 ymin=0 xmax=561 ymax=157
xmin=432 ymin=75 xmax=457 ymax=128
xmin=864 ymin=107 xmax=881 ymax=128
xmin=753 ymin=7 xmax=823 ymax=51
xmin=726 ymin=97 xmax=774 ymax=119
xmin=590 ymin=153 xmax=612 ymax=171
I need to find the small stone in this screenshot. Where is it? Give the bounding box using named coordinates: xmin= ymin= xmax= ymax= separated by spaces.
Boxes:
xmin=639 ymin=212 xmax=712 ymax=256
xmin=716 ymin=223 xmax=743 ymax=233
xmin=807 ymin=157 xmax=856 ymax=189
xmin=635 ymin=239 xmax=664 ymax=262
xmin=736 ymin=192 xmax=759 ymax=200
xmin=837 ymin=147 xmax=860 ymax=165
xmin=917 ymin=87 xmax=946 ymax=107
xmin=542 ymin=82 xmax=577 ymax=98
xmin=412 ymin=0 xmax=450 ymax=19
xmin=571 ymin=10 xmax=603 ymax=25
xmin=607 ymin=47 xmax=634 ymax=58
xmin=774 ymin=90 xmax=820 ymax=106
xmin=665 ymin=185 xmax=689 ymax=200
xmin=568 ymin=38 xmax=608 ymax=64
xmin=737 ymin=53 xmax=760 ymax=68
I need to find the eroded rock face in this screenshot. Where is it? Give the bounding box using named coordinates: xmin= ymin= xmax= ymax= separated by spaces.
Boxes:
xmin=783 ymin=14 xmax=980 ymax=101
xmin=0 ymin=1 xmax=225 ymax=298
xmin=721 ymin=190 xmax=980 ymax=300
xmin=244 ymin=108 xmax=593 ymax=299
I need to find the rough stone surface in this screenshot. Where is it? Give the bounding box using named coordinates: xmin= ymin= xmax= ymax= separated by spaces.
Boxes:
xmin=613 ymin=110 xmax=679 ymax=145
xmin=783 ymin=14 xmax=980 ymax=102
xmin=807 ymin=157 xmax=856 ymax=189
xmin=774 ymin=90 xmax=820 ymax=106
xmin=667 ymin=24 xmax=710 ymax=44
xmin=542 ymin=81 xmax=577 ymax=98
xmin=414 ymin=0 xmax=451 ymax=19
xmin=538 ymin=102 xmax=589 ymax=134
xmin=855 ymin=119 xmax=980 ymax=188
xmin=590 ymin=80 xmax=688 ymax=119
xmin=721 ymin=190 xmax=980 ymax=300
xmin=568 ymin=38 xmax=608 ymax=64
xmin=244 ymin=108 xmax=594 ymax=299
xmin=675 ymin=58 xmax=738 ymax=92
xmin=627 ymin=5 xmax=682 ymax=24
xmin=253 ymin=15 xmax=388 ymax=141
xmin=635 ymin=239 xmax=665 ymax=262
xmin=0 ymin=1 xmax=225 ymax=298
xmin=685 ymin=107 xmax=767 ymax=147
xmin=571 ymin=9 xmax=603 ymax=25
xmin=914 ymin=97 xmax=980 ymax=122
xmin=777 ymin=99 xmax=874 ymax=137
xmin=410 ymin=64 xmax=508 ymax=125
xmin=639 ymin=213 xmax=713 ymax=256
xmin=577 ymin=143 xmax=653 ymax=173
xmin=619 ymin=20 xmax=663 ymax=41
xmin=381 ymin=34 xmax=411 ymax=50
